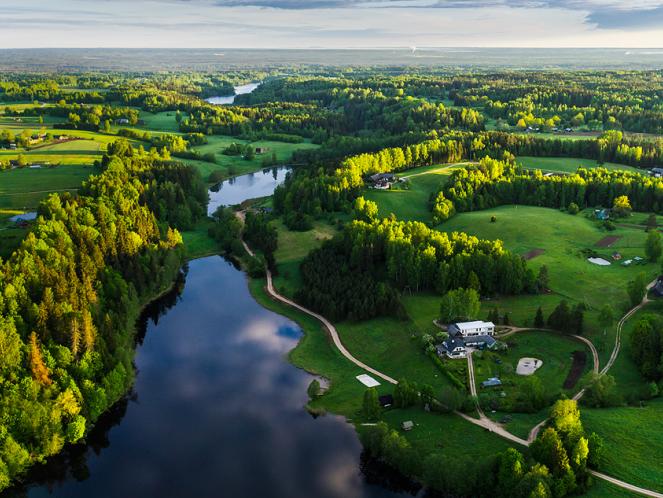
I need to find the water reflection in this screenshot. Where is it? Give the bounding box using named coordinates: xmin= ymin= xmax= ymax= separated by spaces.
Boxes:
xmin=207 ymin=166 xmax=291 ymax=214
xmin=17 ymin=257 xmax=414 ymax=498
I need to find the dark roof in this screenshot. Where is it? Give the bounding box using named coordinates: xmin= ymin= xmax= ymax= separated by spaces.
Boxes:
xmin=369 ymin=173 xmax=396 ymax=182
xmin=443 ymin=337 xmax=466 ymax=351
xmin=463 ymin=335 xmax=497 ymax=347
xmin=379 ymin=394 xmax=394 ymax=407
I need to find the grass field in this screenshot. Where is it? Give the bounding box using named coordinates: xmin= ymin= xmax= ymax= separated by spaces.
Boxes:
xmin=181 ymin=218 xmax=219 ymax=261
xmin=518 ymin=156 xmax=641 ymax=174
xmin=441 ymin=205 xmax=657 ymax=312
xmin=271 ymin=219 xmax=338 ymax=298
xmin=474 ymin=329 xmax=591 ymax=398
xmin=363 ymin=163 xmax=468 ymax=222
xmin=606 ymin=300 xmax=663 ymax=398
xmin=583 ymin=398 xmax=663 ymax=493
xmin=0 ymin=165 xmax=93 ymax=210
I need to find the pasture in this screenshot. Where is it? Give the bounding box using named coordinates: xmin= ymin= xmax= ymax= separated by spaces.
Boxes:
xmin=441 ymin=205 xmax=658 ymax=313
xmin=583 ymin=398 xmax=663 ymax=494
xmin=363 ymin=163 xmax=468 ymax=222
xmin=0 ymin=165 xmax=93 ymax=210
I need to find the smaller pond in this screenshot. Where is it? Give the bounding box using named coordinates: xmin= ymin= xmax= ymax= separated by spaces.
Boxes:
xmin=206 ymin=82 xmax=260 ymax=105
xmin=207 ymin=166 xmax=291 ymax=215
xmin=8 ymin=212 xmax=37 ymax=223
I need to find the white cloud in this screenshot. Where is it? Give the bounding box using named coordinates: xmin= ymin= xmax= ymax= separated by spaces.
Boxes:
xmin=0 ymin=0 xmax=662 ymax=48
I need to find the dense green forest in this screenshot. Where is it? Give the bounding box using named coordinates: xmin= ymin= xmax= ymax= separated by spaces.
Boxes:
xmin=0 ymin=142 xmax=206 ymax=488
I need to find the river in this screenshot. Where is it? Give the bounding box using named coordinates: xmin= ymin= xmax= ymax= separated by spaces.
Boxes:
xmin=12 ymin=172 xmax=418 ymax=498
xmin=206 ymin=82 xmax=260 ymax=105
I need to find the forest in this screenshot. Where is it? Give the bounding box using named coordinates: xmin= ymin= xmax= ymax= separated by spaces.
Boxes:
xmin=0 ymin=141 xmax=206 ymax=489
xmin=298 ymin=217 xmax=534 ymax=320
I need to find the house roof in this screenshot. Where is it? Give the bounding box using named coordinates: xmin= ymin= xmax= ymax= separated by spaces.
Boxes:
xmin=464 ymin=335 xmax=497 ymax=347
xmin=442 ymin=337 xmax=466 ymax=351
xmin=452 ymin=321 xmax=495 ymax=331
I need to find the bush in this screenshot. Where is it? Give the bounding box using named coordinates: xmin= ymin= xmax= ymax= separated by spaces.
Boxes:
xmin=490 ymin=215 xmax=497 ymax=222
xmin=568 ymin=202 xmax=580 ymax=215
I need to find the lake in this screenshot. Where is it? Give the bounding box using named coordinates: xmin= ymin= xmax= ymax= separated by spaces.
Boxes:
xmin=206 ymin=82 xmax=260 ymax=105
xmin=207 ymin=166 xmax=291 ymax=214
xmin=12 ymin=170 xmax=418 ymax=498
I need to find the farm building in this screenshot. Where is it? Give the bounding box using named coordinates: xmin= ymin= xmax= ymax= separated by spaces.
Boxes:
xmin=651 ymin=167 xmax=663 ymax=178
xmin=401 ymin=421 xmax=414 ymax=431
xmin=436 ymin=337 xmax=467 ymax=359
xmin=448 ymin=321 xmax=495 ymax=338
xmin=255 ymin=147 xmax=269 ymax=154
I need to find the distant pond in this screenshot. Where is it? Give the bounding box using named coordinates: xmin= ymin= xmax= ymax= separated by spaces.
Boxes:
xmin=206 ymin=82 xmax=260 ymax=105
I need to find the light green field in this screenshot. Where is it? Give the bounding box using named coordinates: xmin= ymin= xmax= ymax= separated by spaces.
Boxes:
xmin=518 ymin=156 xmax=641 ymax=174
xmin=441 ymin=205 xmax=657 ymax=313
xmin=181 ymin=218 xmax=219 ymax=261
xmin=474 ymin=329 xmax=592 ymax=401
xmin=364 ymin=163 xmax=468 ymax=222
xmin=583 ymin=398 xmax=663 ymax=493
xmin=271 ymin=219 xmax=338 ymax=297
xmin=0 ymin=166 xmax=93 ymax=209
xmin=0 ymin=139 xmax=103 ymax=166
xmin=607 ymin=300 xmax=663 ymax=398
xmin=139 ymin=111 xmax=181 ymax=133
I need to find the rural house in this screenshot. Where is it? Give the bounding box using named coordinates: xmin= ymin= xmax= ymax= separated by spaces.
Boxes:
xmin=255 ymin=147 xmax=269 ymax=154
xmin=448 ymin=321 xmax=495 ymax=338
xmin=436 ymin=337 xmax=467 ymax=359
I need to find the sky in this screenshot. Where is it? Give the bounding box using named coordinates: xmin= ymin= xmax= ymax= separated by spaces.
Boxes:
xmin=1 ymin=0 xmax=663 ymax=48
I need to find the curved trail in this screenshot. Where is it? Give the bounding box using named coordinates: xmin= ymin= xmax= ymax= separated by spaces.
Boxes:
xmin=242 ymin=227 xmax=661 ymax=497
xmin=242 ymin=235 xmax=397 ymax=384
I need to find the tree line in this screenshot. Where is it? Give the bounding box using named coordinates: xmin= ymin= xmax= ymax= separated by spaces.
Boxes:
xmin=297 ymin=217 xmax=534 ymax=321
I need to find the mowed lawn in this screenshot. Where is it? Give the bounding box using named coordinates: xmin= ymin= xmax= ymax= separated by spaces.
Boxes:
xmin=364 ymin=163 xmax=469 ymax=222
xmin=440 ymin=206 xmax=658 ymax=313
xmin=474 ymin=330 xmax=592 ymax=397
xmin=583 ymin=398 xmax=663 ymax=493
xmin=0 ymin=166 xmax=93 ymax=209
xmin=518 ymin=156 xmax=640 ymax=174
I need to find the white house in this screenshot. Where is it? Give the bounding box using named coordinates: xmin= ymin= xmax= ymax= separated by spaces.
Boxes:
xmin=448 ymin=321 xmax=495 ymax=338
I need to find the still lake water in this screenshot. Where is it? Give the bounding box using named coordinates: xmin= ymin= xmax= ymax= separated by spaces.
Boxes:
xmin=12 ymin=170 xmax=417 ymax=498
xmin=207 ymin=166 xmax=291 ymax=214
xmin=206 ymin=82 xmax=260 ymax=105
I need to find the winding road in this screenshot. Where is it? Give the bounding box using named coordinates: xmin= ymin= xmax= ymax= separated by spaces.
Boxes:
xmin=242 ymin=227 xmax=661 ymax=497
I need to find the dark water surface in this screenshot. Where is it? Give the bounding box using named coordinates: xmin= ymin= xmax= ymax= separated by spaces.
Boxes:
xmin=207 ymin=166 xmax=291 ymax=214
xmin=17 ymin=257 xmax=414 ymax=498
